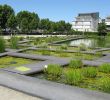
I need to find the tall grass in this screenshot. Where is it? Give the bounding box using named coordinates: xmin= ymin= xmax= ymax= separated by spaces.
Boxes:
xmin=10 ymin=36 xmax=18 ymax=49
xmin=0 ymin=37 xmax=5 ymax=53
xmin=44 ymin=64 xmax=63 ymax=80
xmin=64 ymin=70 xmax=83 ymax=86
xmin=82 ymin=67 xmax=97 ymax=78
xmin=69 ymin=59 xmax=83 ymax=68
xmin=98 ymin=63 xmax=110 ymax=73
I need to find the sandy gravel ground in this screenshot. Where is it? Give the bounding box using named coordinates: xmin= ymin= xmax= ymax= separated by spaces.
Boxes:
xmin=0 ymin=86 xmax=42 ymax=100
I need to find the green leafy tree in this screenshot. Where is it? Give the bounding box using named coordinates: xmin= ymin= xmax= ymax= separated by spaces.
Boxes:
xmin=0 ymin=4 xmax=14 ymax=30
xmin=16 ymin=11 xmax=39 ymax=33
xmin=98 ymin=22 xmax=107 ymax=36
xmin=20 ymin=18 xmax=29 ymax=33
xmin=7 ymin=14 xmax=17 ymax=34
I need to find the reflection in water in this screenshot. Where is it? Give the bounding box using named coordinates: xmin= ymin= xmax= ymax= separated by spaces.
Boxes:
xmin=60 ymin=37 xmax=110 ymax=48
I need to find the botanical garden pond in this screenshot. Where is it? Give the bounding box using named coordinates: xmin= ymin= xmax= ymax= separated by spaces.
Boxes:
xmin=58 ymin=36 xmax=110 ymax=48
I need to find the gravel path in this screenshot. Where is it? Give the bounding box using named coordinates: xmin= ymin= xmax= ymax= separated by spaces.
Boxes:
xmin=0 ymin=86 xmax=42 ymax=100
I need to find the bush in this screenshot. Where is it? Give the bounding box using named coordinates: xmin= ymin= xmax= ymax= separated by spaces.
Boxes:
xmin=60 ymin=44 xmax=68 ymax=50
xmin=64 ymin=70 xmax=83 ymax=86
xmin=82 ymin=67 xmax=97 ymax=78
xmin=10 ymin=36 xmax=18 ymax=49
xmin=98 ymin=63 xmax=110 ymax=73
xmin=44 ymin=64 xmax=62 ymax=80
xmin=78 ymin=43 xmax=87 ymax=51
xmin=0 ymin=37 xmax=5 ymax=53
xmin=69 ymin=59 xmax=83 ymax=68
xmin=41 ymin=50 xmax=50 ymax=55
xmin=97 ymin=77 xmax=110 ymax=93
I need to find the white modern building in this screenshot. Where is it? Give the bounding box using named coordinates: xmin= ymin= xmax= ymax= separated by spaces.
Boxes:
xmin=72 ymin=12 xmax=99 ymax=32
xmin=104 ymin=16 xmax=110 ymax=31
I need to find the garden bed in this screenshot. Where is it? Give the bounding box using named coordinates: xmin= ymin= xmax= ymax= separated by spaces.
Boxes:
xmin=23 ymin=49 xmax=102 ymax=60
xmin=0 ymin=56 xmax=40 ymax=68
xmin=29 ymin=60 xmax=110 ymax=93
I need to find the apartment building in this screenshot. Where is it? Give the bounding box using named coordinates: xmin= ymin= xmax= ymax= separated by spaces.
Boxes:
xmin=72 ymin=12 xmax=99 ymax=32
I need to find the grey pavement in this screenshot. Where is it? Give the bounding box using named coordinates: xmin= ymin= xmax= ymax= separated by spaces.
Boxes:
xmin=0 ymin=70 xmax=110 ymax=100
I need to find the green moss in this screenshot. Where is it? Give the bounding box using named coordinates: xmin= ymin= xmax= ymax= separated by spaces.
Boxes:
xmin=0 ymin=56 xmax=38 ymax=68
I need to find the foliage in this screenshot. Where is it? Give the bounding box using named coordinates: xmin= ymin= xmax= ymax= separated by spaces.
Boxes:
xmin=98 ymin=63 xmax=110 ymax=73
xmin=0 ymin=36 xmax=5 ymax=53
xmin=10 ymin=36 xmax=18 ymax=49
xmin=0 ymin=4 xmax=14 ymax=30
xmin=44 ymin=64 xmax=62 ymax=80
xmin=41 ymin=50 xmax=50 ymax=55
xmin=69 ymin=59 xmax=83 ymax=68
xmin=7 ymin=14 xmax=17 ymax=33
xmin=64 ymin=70 xmax=83 ymax=86
xmin=98 ymin=22 xmax=107 ymax=36
xmin=78 ymin=43 xmax=87 ymax=51
xmin=60 ymin=44 xmax=68 ymax=50
xmin=82 ymin=67 xmax=97 ymax=78
xmin=97 ymin=77 xmax=110 ymax=93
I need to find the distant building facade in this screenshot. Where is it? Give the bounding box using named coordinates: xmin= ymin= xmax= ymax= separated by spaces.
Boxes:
xmin=72 ymin=12 xmax=99 ymax=32
xmin=104 ymin=17 xmax=110 ymax=31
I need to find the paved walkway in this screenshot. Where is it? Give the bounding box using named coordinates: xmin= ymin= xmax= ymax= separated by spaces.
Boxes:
xmin=0 ymin=71 xmax=110 ymax=100
xmin=0 ymin=86 xmax=41 ymax=100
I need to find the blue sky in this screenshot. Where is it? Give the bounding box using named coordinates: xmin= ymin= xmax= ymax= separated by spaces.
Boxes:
xmin=0 ymin=0 xmax=110 ymax=22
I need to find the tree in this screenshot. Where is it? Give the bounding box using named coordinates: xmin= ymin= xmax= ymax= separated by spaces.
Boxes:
xmin=20 ymin=18 xmax=29 ymax=33
xmin=16 ymin=11 xmax=39 ymax=33
xmin=7 ymin=14 xmax=17 ymax=34
xmin=0 ymin=4 xmax=14 ymax=30
xmin=98 ymin=22 xmax=107 ymax=36
xmin=39 ymin=18 xmax=51 ymax=31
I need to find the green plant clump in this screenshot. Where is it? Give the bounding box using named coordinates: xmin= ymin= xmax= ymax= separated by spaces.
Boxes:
xmin=98 ymin=63 xmax=110 ymax=73
xmin=44 ymin=64 xmax=63 ymax=80
xmin=0 ymin=37 xmax=5 ymax=53
xmin=64 ymin=70 xmax=83 ymax=86
xmin=69 ymin=59 xmax=83 ymax=68
xmin=97 ymin=77 xmax=110 ymax=93
xmin=82 ymin=67 xmax=97 ymax=78
xmin=60 ymin=44 xmax=68 ymax=50
xmin=10 ymin=36 xmax=18 ymax=49
xmin=78 ymin=43 xmax=87 ymax=51
xmin=41 ymin=50 xmax=50 ymax=55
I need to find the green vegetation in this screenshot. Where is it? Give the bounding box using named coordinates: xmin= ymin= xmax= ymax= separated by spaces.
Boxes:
xmin=10 ymin=36 xmax=18 ymax=49
xmin=69 ymin=59 xmax=83 ymax=68
xmin=82 ymin=67 xmax=97 ymax=78
xmin=97 ymin=77 xmax=110 ymax=93
xmin=78 ymin=43 xmax=87 ymax=51
xmin=64 ymin=70 xmax=83 ymax=86
xmin=0 ymin=56 xmax=37 ymax=68
xmin=98 ymin=63 xmax=110 ymax=73
xmin=60 ymin=44 xmax=68 ymax=50
xmin=0 ymin=37 xmax=5 ymax=53
xmin=44 ymin=64 xmax=62 ymax=80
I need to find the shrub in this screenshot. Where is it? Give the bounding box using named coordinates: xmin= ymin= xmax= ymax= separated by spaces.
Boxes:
xmin=98 ymin=63 xmax=110 ymax=73
xmin=60 ymin=44 xmax=68 ymax=50
xmin=10 ymin=36 xmax=18 ymax=49
xmin=41 ymin=50 xmax=50 ymax=55
xmin=64 ymin=70 xmax=83 ymax=86
xmin=19 ymin=37 xmax=24 ymax=41
xmin=97 ymin=77 xmax=110 ymax=93
xmin=0 ymin=37 xmax=5 ymax=53
xmin=82 ymin=67 xmax=97 ymax=78
xmin=44 ymin=64 xmax=62 ymax=80
xmin=69 ymin=59 xmax=83 ymax=68
xmin=78 ymin=43 xmax=87 ymax=51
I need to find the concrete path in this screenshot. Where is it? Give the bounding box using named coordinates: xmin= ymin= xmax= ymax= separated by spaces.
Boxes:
xmin=0 ymin=86 xmax=41 ymax=100
xmin=0 ymin=71 xmax=110 ymax=100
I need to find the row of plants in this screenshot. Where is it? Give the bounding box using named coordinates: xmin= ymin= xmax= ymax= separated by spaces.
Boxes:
xmin=24 ymin=49 xmax=102 ymax=60
xmin=43 ymin=60 xmax=110 ymax=93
